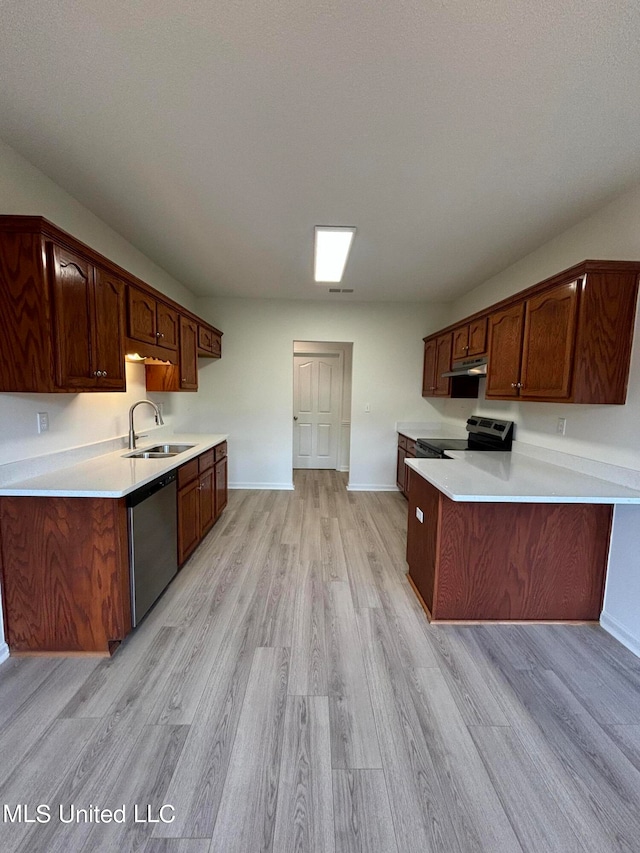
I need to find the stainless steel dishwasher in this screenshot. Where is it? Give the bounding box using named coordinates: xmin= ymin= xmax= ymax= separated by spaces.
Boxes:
xmin=127 ymin=470 xmax=178 ymax=626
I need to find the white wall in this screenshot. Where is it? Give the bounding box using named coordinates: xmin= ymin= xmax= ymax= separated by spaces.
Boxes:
xmin=438 ymin=180 xmax=640 ymax=655
xmin=175 ymin=297 xmax=449 ymax=489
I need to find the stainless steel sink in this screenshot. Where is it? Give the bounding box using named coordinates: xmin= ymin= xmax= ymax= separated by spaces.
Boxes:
xmin=125 ymin=443 xmax=195 ymax=459
xmin=147 ymin=444 xmax=195 ymax=454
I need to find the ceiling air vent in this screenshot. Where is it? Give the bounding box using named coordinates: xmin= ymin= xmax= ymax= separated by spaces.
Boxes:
xmin=329 ymin=288 xmax=354 ymax=293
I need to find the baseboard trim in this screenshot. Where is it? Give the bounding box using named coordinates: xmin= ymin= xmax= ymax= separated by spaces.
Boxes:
xmin=337 ymin=466 xmax=350 ymax=473
xmin=600 ymin=612 xmax=640 ymax=659
xmin=0 ymin=642 xmax=9 ymax=665
xmin=229 ymin=482 xmax=294 ymax=491
xmin=347 ymin=484 xmax=400 ymax=492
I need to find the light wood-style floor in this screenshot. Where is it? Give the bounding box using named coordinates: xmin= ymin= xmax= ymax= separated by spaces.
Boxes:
xmin=2 ymin=469 xmax=640 ymax=852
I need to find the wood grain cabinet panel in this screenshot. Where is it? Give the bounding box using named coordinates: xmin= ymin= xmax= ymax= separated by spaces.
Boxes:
xmin=520 ymin=281 xmax=578 ymax=399
xmin=177 ymin=478 xmax=200 ymax=566
xmin=93 ymin=268 xmax=126 ymax=389
xmin=177 ymin=443 xmax=228 ymax=566
xmin=156 ymin=302 xmax=179 ymax=351
xmin=127 ymin=286 xmax=157 ymax=345
xmin=468 ymin=317 xmax=488 ymax=355
xmin=422 ymin=339 xmax=438 ymax=396
xmin=197 ymin=325 xmax=222 ymax=358
xmin=452 ymin=318 xmax=487 ymax=361
xmin=452 ymin=326 xmax=469 ymax=360
xmin=485 ymin=302 xmax=525 ymax=398
xmin=50 ymin=244 xmax=126 ymax=391
xmin=422 ymin=333 xmax=452 ymax=397
xmin=396 ymin=435 xmax=416 ymax=498
xmin=179 ymin=316 xmax=198 ymax=389
xmin=0 ymin=496 xmax=131 ymax=653
xmin=405 ymin=474 xmax=611 ymax=622
xmin=145 ymin=315 xmax=199 ymax=392
xmin=214 ymin=455 xmax=228 ymax=519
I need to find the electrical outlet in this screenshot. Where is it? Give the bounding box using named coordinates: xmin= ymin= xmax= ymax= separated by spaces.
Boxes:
xmin=416 ymin=507 xmax=424 ymax=523
xmin=37 ymin=412 xmax=49 ymax=434
xmin=365 ymin=403 xmax=371 ymax=413
xmin=557 ymin=417 xmax=567 ymax=436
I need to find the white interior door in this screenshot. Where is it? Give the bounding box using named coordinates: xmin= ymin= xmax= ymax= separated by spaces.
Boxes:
xmin=293 ymin=353 xmax=342 ymax=469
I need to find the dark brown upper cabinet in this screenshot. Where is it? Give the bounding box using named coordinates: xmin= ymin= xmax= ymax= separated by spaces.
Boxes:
xmin=50 ymin=244 xmax=126 ymax=391
xmin=424 ymin=261 xmax=640 ymax=405
xmin=0 ymin=216 xmax=223 ymax=394
xmin=128 ymin=286 xmax=179 ymax=353
xmin=452 ymin=317 xmax=488 ymax=361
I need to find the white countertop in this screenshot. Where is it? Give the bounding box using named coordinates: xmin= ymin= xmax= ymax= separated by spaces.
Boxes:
xmin=406 ymin=450 xmax=640 ymax=504
xmin=0 ymin=433 xmax=228 ymax=498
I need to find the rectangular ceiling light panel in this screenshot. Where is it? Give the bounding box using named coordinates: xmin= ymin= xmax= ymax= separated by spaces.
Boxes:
xmin=314 ymin=226 xmax=356 ymax=282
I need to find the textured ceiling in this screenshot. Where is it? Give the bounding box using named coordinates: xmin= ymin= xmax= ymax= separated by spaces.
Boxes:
xmin=1 ymin=1 xmax=640 ymax=301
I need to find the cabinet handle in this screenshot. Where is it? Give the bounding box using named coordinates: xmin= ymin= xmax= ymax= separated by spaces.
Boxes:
xmin=102 ymin=371 xmax=107 ymax=377
xmin=511 ymin=383 xmax=517 ymax=388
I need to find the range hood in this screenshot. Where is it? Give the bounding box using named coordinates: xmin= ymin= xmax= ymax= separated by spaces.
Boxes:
xmin=441 ymin=356 xmax=488 ymax=378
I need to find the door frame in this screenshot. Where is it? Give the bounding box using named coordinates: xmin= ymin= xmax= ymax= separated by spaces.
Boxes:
xmin=292 ymin=341 xmax=352 ymax=472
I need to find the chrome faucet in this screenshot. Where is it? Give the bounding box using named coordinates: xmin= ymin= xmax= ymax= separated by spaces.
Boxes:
xmin=128 ymin=400 xmax=164 ymax=450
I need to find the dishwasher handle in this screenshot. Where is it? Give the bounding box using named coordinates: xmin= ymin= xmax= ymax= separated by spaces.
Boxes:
xmin=127 ymin=469 xmax=178 ymax=508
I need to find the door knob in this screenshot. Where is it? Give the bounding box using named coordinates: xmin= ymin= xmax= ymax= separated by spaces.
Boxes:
xmin=293 ymin=416 xmax=298 ymax=421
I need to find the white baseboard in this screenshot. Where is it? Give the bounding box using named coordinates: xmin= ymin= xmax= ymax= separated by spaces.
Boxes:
xmin=337 ymin=466 xmax=350 ymax=473
xmin=600 ymin=611 xmax=640 ymax=659
xmin=347 ymin=484 xmax=400 ymax=492
xmin=229 ymin=482 xmax=294 ymax=490
xmin=0 ymin=642 xmax=9 ymax=665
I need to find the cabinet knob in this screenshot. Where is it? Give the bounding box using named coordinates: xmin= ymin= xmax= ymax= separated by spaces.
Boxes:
xmin=511 ymin=383 xmax=517 ymax=388
xmin=103 ymin=371 xmax=108 ymax=377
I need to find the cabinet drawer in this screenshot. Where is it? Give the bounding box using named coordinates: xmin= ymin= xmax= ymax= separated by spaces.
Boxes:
xmin=198 ymin=449 xmax=214 ymax=473
xmin=406 ymin=439 xmax=416 ymax=456
xmin=214 ymin=441 xmax=227 ymax=462
xmin=178 ymin=458 xmax=199 ymax=488
xmin=398 ymin=434 xmax=408 ymax=450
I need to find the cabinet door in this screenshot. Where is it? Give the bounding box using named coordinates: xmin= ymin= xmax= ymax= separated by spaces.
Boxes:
xmin=49 ymin=243 xmax=96 ymax=389
xmin=214 ymin=455 xmax=228 ymax=519
xmin=486 ymin=303 xmax=525 ymax=398
xmin=199 ymin=468 xmax=215 ymax=537
xmin=452 ymin=326 xmax=469 ymax=360
xmin=177 ymin=479 xmax=200 ymax=565
xmin=93 ymin=268 xmax=126 ymax=390
xmin=422 ymin=339 xmax=437 ymax=396
xmin=157 ymin=302 xmax=179 ymax=351
xmin=396 ymin=446 xmax=407 ymax=492
xmin=128 ymin=287 xmax=157 ymax=344
xmin=179 ymin=316 xmax=198 ymax=390
xmin=434 ymin=334 xmax=452 ymax=396
xmin=406 ymin=469 xmax=440 ymax=615
xmin=468 ymin=317 xmax=487 ymax=356
xmin=520 ymin=281 xmax=578 ymax=399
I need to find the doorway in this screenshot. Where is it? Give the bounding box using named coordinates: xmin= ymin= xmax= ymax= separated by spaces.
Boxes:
xmin=293 ymin=341 xmax=352 ymax=471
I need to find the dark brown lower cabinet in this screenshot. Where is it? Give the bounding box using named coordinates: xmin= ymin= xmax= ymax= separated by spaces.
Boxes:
xmin=0 ymin=496 xmax=131 ymax=654
xmin=406 ymin=468 xmax=612 ymax=621
xmin=177 ymin=442 xmax=228 ymax=566
xmin=396 ymin=434 xmax=416 ymax=498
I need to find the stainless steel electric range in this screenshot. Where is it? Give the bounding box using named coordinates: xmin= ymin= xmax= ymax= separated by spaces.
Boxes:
xmin=415 ymin=416 xmax=514 ymax=459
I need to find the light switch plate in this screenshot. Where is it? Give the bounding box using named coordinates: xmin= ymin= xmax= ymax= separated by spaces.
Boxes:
xmin=37 ymin=412 xmax=49 ymax=434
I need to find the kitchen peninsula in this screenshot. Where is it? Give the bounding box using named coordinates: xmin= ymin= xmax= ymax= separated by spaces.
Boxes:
xmin=405 ymin=450 xmax=640 ymax=623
